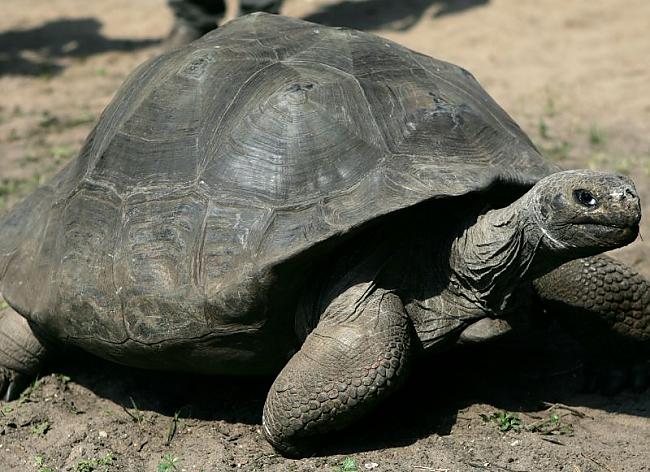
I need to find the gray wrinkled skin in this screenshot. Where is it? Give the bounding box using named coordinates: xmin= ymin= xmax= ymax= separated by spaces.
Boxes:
xmin=0 ymin=13 xmax=647 ymax=456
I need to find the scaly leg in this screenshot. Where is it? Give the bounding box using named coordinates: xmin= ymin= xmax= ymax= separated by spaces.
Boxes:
xmin=262 ymin=284 xmax=412 ymax=456
xmin=0 ymin=305 xmax=48 ymax=400
xmin=533 ymin=255 xmax=649 ymax=391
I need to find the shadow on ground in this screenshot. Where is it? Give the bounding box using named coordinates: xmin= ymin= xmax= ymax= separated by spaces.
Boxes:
xmin=303 ymin=0 xmax=489 ymax=31
xmin=0 ymin=18 xmax=158 ymax=76
xmin=48 ymin=318 xmax=648 ymax=456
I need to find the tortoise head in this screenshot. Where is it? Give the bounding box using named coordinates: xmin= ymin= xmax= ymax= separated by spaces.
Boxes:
xmin=528 ymin=170 xmax=641 ymax=256
xmin=422 ymin=170 xmax=641 ymax=334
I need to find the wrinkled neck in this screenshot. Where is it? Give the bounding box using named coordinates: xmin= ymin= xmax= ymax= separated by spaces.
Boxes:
xmin=450 ymin=196 xmax=546 ymax=314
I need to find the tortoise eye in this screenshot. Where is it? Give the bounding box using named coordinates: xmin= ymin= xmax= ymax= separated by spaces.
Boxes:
xmin=574 ymin=189 xmax=598 ymax=208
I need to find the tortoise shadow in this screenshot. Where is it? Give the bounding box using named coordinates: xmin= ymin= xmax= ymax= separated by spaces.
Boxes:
xmin=0 ymin=17 xmax=159 ymax=77
xmin=53 ymin=353 xmax=271 ymax=426
xmin=302 ymin=0 xmax=489 ymax=31
xmin=316 ymin=324 xmax=650 ymax=455
xmin=51 ymin=320 xmax=649 ymax=455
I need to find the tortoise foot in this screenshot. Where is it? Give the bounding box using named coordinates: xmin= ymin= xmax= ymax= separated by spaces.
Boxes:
xmin=0 ymin=305 xmax=48 ymax=400
xmin=262 ymin=287 xmax=412 ymax=456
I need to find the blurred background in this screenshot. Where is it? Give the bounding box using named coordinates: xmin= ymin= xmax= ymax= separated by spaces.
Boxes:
xmin=0 ymin=1 xmax=649 ymax=470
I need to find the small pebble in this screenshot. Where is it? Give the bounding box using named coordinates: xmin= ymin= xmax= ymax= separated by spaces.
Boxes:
xmin=364 ymin=463 xmax=379 ymax=470
xmin=98 ymin=431 xmax=108 ymax=438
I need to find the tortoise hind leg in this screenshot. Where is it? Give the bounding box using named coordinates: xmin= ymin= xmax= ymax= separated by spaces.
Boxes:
xmin=0 ymin=305 xmax=48 ymax=400
xmin=533 ymin=255 xmax=649 ymax=391
xmin=262 ymin=285 xmax=412 ymax=457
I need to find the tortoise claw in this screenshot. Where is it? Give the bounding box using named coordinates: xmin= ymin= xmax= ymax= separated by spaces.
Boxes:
xmin=3 ymin=381 xmax=16 ymax=402
xmin=0 ymin=367 xmax=26 ymax=401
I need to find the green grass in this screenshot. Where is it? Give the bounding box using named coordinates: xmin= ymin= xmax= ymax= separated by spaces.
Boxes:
xmin=533 ymin=105 xmax=573 ymax=162
xmin=527 ymin=412 xmax=574 ymax=435
xmin=157 ymin=453 xmax=179 ymax=472
xmin=19 ymin=377 xmax=45 ymax=405
xmin=34 ymin=454 xmax=55 ymax=472
xmin=588 ymin=125 xmax=607 ymax=148
xmin=540 ymin=140 xmax=573 ymax=162
xmin=165 ymin=409 xmax=182 ymax=445
xmin=53 ymin=373 xmax=71 ymax=385
xmin=38 ymin=112 xmax=60 ymax=129
xmin=543 ymin=96 xmax=556 ymax=117
xmin=334 ymin=457 xmax=359 ymax=472
xmin=7 ymin=129 xmax=21 ymax=142
xmin=19 ymin=154 xmax=41 ymax=166
xmin=50 ymin=145 xmax=75 ymax=162
xmin=480 ymin=411 xmax=522 ymax=432
xmin=65 ymin=112 xmax=96 ymax=128
xmin=122 ymin=396 xmax=145 ymax=423
xmin=38 ymin=111 xmax=95 ymax=131
xmin=74 ymin=452 xmax=114 ymax=472
xmin=538 ymin=117 xmax=550 ymax=140
xmin=0 ymin=175 xmax=42 ymax=210
xmin=30 ymin=419 xmax=50 ymax=437
xmin=481 ymin=408 xmax=575 ymax=436
xmin=588 ymin=152 xmax=650 ymax=176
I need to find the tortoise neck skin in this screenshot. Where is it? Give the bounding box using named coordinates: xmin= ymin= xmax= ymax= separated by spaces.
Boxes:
xmin=448 ymin=170 xmax=641 ymax=319
xmin=448 ymin=201 xmax=538 ymax=317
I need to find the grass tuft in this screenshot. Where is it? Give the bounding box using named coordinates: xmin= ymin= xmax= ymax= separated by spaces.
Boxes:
xmin=334 ymin=457 xmax=359 ymax=472
xmin=157 ymin=453 xmax=179 ymax=472
xmin=74 ymin=452 xmax=114 ymax=472
xmin=480 ymin=411 xmax=522 ymax=432
xmin=30 ymin=419 xmax=50 ymax=437
xmin=166 ymin=409 xmax=182 ymax=445
xmin=122 ymin=396 xmax=145 ymax=423
xmin=19 ymin=377 xmax=45 ymax=405
xmin=481 ymin=408 xmax=576 ymax=436
xmin=588 ymin=125 xmax=607 ymax=148
xmin=527 ymin=412 xmax=574 ymax=435
xmin=34 ymin=454 xmax=55 ymax=472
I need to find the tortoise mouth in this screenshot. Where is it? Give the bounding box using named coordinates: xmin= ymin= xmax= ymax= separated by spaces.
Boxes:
xmin=577 ymin=222 xmax=639 ymax=244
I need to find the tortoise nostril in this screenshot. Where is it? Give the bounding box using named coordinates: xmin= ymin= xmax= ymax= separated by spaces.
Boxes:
xmin=611 ymin=186 xmax=638 ymax=202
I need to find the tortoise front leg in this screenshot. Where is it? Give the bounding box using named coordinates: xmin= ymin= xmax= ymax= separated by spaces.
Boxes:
xmin=0 ymin=305 xmax=48 ymax=400
xmin=533 ymin=255 xmax=649 ymax=390
xmin=262 ymin=285 xmax=412 ymax=456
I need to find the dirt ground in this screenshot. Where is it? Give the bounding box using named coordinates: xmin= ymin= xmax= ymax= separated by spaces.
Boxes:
xmin=0 ymin=0 xmax=649 ymax=470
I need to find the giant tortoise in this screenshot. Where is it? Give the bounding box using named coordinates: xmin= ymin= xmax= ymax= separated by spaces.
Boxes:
xmin=0 ymin=13 xmax=648 ymax=456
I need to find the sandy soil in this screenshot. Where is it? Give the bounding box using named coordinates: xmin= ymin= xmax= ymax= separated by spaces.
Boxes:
xmin=0 ymin=0 xmax=648 ymax=470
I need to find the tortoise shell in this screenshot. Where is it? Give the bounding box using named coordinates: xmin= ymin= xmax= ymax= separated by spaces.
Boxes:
xmin=0 ymin=14 xmax=554 ymax=368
